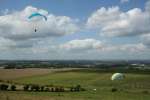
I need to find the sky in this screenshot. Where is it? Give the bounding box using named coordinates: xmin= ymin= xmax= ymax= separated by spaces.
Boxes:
xmin=0 ymin=0 xmax=150 ymax=60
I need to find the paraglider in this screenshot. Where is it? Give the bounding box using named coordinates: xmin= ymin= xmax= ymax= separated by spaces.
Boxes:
xmin=34 ymin=29 xmax=37 ymax=32
xmin=28 ymin=12 xmax=47 ymax=32
xmin=111 ymin=73 xmax=125 ymax=80
xmin=28 ymin=12 xmax=47 ymax=21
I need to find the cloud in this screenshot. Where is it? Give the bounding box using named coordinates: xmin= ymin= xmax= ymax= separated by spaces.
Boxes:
xmin=86 ymin=5 xmax=150 ymax=37
xmin=0 ymin=36 xmax=147 ymax=59
xmin=0 ymin=37 xmax=40 ymax=50
xmin=0 ymin=6 xmax=79 ymax=41
xmin=58 ymin=38 xmax=147 ymax=54
xmin=0 ymin=37 xmax=16 ymax=50
xmin=0 ymin=3 xmax=149 ymax=59
xmin=59 ymin=38 xmax=103 ymax=52
xmin=30 ymin=39 xmax=57 ymax=54
xmin=141 ymin=33 xmax=150 ymax=47
xmin=105 ymin=43 xmax=147 ymax=53
xmin=0 ymin=6 xmax=79 ymax=52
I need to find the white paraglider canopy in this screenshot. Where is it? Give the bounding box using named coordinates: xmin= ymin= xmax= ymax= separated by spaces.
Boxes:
xmin=111 ymin=73 xmax=125 ymax=80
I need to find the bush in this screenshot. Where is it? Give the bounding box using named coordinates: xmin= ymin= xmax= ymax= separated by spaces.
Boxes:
xmin=60 ymin=87 xmax=65 ymax=92
xmin=80 ymin=88 xmax=86 ymax=91
xmin=23 ymin=84 xmax=29 ymax=91
xmin=70 ymin=87 xmax=74 ymax=92
xmin=71 ymin=85 xmax=82 ymax=92
xmin=10 ymin=85 xmax=16 ymax=91
xmin=0 ymin=84 xmax=8 ymax=90
xmin=142 ymin=90 xmax=149 ymax=94
xmin=40 ymin=86 xmax=44 ymax=91
xmin=111 ymin=88 xmax=118 ymax=92
xmin=45 ymin=87 xmax=50 ymax=92
xmin=75 ymin=85 xmax=81 ymax=91
xmin=50 ymin=87 xmax=54 ymax=92
xmin=55 ymin=87 xmax=60 ymax=92
xmin=31 ymin=85 xmax=40 ymax=91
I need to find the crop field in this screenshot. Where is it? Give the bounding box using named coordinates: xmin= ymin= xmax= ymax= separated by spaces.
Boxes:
xmin=0 ymin=68 xmax=79 ymax=80
xmin=0 ymin=68 xmax=150 ymax=100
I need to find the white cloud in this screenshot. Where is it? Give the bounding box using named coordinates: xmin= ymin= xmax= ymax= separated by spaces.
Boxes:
xmin=87 ymin=6 xmax=150 ymax=37
xmin=60 ymin=38 xmax=103 ymax=52
xmin=30 ymin=39 xmax=57 ymax=54
xmin=0 ymin=6 xmax=79 ymax=52
xmin=0 ymin=37 xmax=16 ymax=50
xmin=59 ymin=38 xmax=147 ymax=53
xmin=80 ymin=42 xmax=147 ymax=53
xmin=141 ymin=33 xmax=150 ymax=46
xmin=0 ymin=36 xmax=147 ymax=59
xmin=124 ymin=43 xmax=146 ymax=52
xmin=0 ymin=6 xmax=79 ymax=41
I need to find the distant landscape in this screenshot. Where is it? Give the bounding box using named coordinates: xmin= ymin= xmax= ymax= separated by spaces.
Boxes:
xmin=0 ymin=60 xmax=150 ymax=100
xmin=0 ymin=60 xmax=150 ymax=69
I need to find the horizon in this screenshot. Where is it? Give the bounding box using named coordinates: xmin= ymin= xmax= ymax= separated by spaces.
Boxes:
xmin=0 ymin=59 xmax=150 ymax=61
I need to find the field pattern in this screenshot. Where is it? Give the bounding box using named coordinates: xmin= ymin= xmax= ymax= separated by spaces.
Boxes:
xmin=0 ymin=69 xmax=150 ymax=100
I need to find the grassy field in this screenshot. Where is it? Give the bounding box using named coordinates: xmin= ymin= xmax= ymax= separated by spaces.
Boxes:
xmin=0 ymin=68 xmax=150 ymax=100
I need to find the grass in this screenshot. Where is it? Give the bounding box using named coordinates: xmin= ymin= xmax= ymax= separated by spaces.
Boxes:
xmin=0 ymin=68 xmax=150 ymax=100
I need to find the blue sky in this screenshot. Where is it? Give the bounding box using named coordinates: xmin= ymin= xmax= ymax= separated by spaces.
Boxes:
xmin=0 ymin=0 xmax=150 ymax=60
xmin=0 ymin=0 xmax=147 ymax=18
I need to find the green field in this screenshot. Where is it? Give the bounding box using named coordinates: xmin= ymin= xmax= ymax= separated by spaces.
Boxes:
xmin=0 ymin=69 xmax=150 ymax=100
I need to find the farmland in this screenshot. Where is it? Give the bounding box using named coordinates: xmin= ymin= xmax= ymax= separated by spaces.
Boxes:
xmin=0 ymin=68 xmax=150 ymax=100
xmin=0 ymin=68 xmax=80 ymax=80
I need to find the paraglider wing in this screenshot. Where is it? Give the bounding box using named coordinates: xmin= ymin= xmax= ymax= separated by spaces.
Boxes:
xmin=28 ymin=12 xmax=47 ymax=21
xmin=111 ymin=73 xmax=125 ymax=80
xmin=28 ymin=12 xmax=47 ymax=32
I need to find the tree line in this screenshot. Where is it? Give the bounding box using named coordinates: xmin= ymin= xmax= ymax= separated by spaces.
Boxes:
xmin=0 ymin=83 xmax=85 ymax=92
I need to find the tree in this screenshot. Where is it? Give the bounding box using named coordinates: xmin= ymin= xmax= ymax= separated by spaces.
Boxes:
xmin=31 ymin=85 xmax=40 ymax=91
xmin=51 ymin=87 xmax=54 ymax=92
xmin=23 ymin=85 xmax=29 ymax=91
xmin=45 ymin=87 xmax=50 ymax=92
xmin=70 ymin=87 xmax=74 ymax=92
xmin=10 ymin=85 xmax=16 ymax=91
xmin=111 ymin=87 xmax=117 ymax=92
xmin=75 ymin=85 xmax=81 ymax=91
xmin=0 ymin=84 xmax=8 ymax=90
xmin=40 ymin=86 xmax=44 ymax=91
xmin=60 ymin=87 xmax=64 ymax=92
xmin=55 ymin=87 xmax=59 ymax=92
